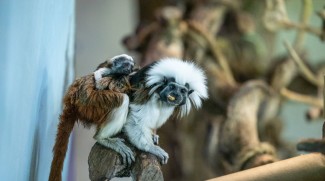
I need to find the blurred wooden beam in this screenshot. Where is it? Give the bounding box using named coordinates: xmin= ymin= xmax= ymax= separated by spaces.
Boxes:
xmin=207 ymin=153 xmax=325 ymax=181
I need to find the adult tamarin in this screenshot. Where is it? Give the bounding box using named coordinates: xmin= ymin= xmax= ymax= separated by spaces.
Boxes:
xmin=49 ymin=54 xmax=135 ymax=181
xmin=124 ymin=58 xmax=208 ymax=164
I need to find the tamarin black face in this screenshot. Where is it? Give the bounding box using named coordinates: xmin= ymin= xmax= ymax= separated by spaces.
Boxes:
xmin=110 ymin=56 xmax=135 ymax=75
xmin=96 ymin=54 xmax=135 ymax=76
xmin=157 ymin=77 xmax=194 ymax=106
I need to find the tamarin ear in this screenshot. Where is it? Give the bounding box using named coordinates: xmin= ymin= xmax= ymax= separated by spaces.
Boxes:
xmin=185 ymin=83 xmax=189 ymax=89
xmin=185 ymin=83 xmax=194 ymax=95
xmin=163 ymin=77 xmax=168 ymax=84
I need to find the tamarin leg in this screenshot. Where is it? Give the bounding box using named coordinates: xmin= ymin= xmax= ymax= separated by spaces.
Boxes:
xmin=94 ymin=94 xmax=134 ymax=165
xmin=124 ymin=120 xmax=169 ymax=165
xmin=95 ymin=137 xmax=134 ymax=165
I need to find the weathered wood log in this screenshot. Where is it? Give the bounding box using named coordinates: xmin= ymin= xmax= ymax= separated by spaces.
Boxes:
xmin=88 ymin=140 xmax=163 ymax=181
xmin=219 ymin=81 xmax=278 ymax=171
xmin=208 ymin=153 xmax=325 ymax=181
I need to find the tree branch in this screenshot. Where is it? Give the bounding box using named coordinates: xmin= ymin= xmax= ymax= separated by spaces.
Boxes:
xmin=294 ymin=0 xmax=312 ymax=49
xmin=284 ymin=40 xmax=321 ymax=86
xmin=280 ymin=88 xmax=323 ymax=107
xmin=88 ymin=141 xmax=163 ymax=181
xmin=219 ymin=81 xmax=277 ymax=171
xmin=187 ymin=20 xmax=236 ymax=86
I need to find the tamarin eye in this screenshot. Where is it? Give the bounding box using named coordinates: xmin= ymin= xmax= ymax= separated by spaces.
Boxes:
xmin=181 ymin=88 xmax=187 ymax=93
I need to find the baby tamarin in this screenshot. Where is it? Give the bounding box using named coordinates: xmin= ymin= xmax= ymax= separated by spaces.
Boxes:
xmin=94 ymin=54 xmax=134 ymax=90
xmin=49 ymin=54 xmax=135 ymax=181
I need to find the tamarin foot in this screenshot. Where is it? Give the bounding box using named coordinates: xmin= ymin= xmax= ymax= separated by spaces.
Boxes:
xmin=148 ymin=145 xmax=169 ymax=164
xmin=97 ymin=137 xmax=135 ymax=165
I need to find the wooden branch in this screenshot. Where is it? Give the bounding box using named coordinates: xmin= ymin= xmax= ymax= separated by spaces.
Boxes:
xmin=280 ymin=88 xmax=323 ymax=107
xmin=131 ymin=152 xmax=163 ymax=181
xmin=294 ymin=0 xmax=312 ymax=49
xmin=141 ymin=7 xmax=185 ymax=66
xmin=187 ymin=20 xmax=236 ymax=86
xmin=264 ymin=0 xmax=322 ymax=39
xmin=208 ymin=153 xmax=325 ymax=181
xmin=219 ymin=81 xmax=278 ymax=172
xmin=88 ymin=141 xmax=163 ymax=181
xmin=297 ymin=139 xmax=325 ymax=153
xmin=319 ymin=75 xmax=325 ymax=119
xmin=281 ymin=21 xmax=322 ymax=38
xmin=317 ymin=7 xmax=325 ymax=41
xmin=297 ymin=110 xmax=325 ymax=153
xmin=294 ymin=76 xmax=325 ymax=154
xmin=284 ymin=40 xmax=321 ymax=86
xmin=264 ymin=0 xmax=290 ymax=32
xmin=123 ymin=23 xmax=159 ymax=51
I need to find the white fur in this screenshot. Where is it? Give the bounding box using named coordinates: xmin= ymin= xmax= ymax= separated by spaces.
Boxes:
xmin=94 ymin=67 xmax=111 ymax=81
xmin=94 ymin=54 xmax=134 ymax=82
xmin=124 ymin=94 xmax=175 ymax=151
xmin=130 ymin=94 xmax=174 ymax=129
xmin=95 ymin=94 xmax=129 ymax=139
xmin=111 ymin=54 xmax=133 ymax=63
xmin=146 ymin=58 xmax=208 ymax=117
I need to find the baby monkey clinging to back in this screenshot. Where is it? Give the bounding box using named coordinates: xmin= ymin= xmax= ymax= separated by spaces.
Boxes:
xmin=94 ymin=54 xmax=134 ymax=90
xmin=49 ymin=54 xmax=135 ymax=181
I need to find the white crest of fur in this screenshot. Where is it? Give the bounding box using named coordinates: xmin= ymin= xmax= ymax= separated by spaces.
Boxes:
xmin=109 ymin=54 xmax=133 ymax=63
xmin=146 ymin=58 xmax=208 ymax=117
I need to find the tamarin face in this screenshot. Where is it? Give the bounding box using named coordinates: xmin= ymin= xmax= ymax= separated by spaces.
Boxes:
xmin=145 ymin=58 xmax=208 ymax=116
xmin=110 ymin=54 xmax=135 ymax=75
xmin=158 ymin=77 xmax=193 ymax=106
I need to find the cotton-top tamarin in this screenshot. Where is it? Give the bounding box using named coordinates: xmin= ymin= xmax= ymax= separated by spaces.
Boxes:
xmin=124 ymin=58 xmax=208 ymax=164
xmin=49 ymin=54 xmax=135 ymax=181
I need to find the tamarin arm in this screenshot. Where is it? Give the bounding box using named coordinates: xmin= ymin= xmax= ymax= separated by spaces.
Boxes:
xmin=78 ymin=76 xmax=126 ymax=110
xmin=84 ymin=90 xmax=124 ymax=110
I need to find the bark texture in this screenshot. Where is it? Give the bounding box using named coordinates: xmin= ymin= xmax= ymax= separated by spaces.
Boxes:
xmin=88 ymin=141 xmax=163 ymax=181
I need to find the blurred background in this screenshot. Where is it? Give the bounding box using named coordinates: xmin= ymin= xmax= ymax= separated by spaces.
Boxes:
xmin=1 ymin=0 xmax=325 ymax=181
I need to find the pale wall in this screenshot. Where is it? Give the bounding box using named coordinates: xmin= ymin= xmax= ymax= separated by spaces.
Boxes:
xmin=74 ymin=1 xmax=138 ymax=180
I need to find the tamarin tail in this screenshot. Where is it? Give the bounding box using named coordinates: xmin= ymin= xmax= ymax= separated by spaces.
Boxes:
xmin=49 ymin=107 xmax=76 ymax=181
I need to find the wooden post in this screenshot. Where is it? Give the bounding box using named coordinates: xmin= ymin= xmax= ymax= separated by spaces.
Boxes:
xmin=207 ymin=153 xmax=325 ymax=181
xmin=88 ymin=141 xmax=163 ymax=181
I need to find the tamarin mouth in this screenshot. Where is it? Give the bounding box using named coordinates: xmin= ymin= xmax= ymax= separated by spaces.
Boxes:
xmin=167 ymin=95 xmax=175 ymax=101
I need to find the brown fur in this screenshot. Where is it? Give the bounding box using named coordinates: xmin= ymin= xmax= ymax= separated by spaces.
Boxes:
xmin=49 ymin=74 xmax=131 ymax=181
xmin=131 ymin=87 xmax=151 ymax=104
xmin=96 ymin=59 xmax=113 ymax=70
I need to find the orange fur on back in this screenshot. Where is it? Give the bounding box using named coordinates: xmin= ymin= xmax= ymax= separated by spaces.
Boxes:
xmin=49 ymin=74 xmax=130 ymax=181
